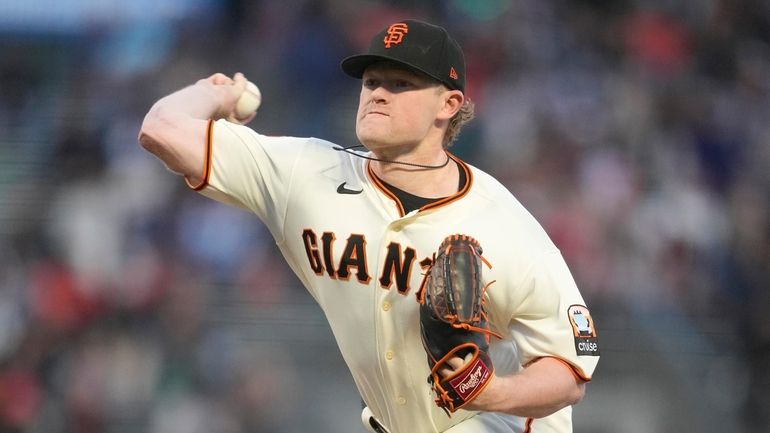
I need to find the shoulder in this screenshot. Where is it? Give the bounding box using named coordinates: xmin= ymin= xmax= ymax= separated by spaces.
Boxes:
xmin=213 ymin=120 xmax=353 ymax=163
xmin=213 ymin=120 xmax=315 ymax=150
xmin=466 ymin=164 xmax=510 ymax=197
xmin=464 ymin=163 xmax=559 ymax=253
xmin=465 ymin=164 xmax=527 ymax=214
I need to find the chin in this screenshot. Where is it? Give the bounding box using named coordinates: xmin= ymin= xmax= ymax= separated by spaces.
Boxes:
xmin=356 ymin=132 xmax=387 ymax=151
xmin=356 ymin=138 xmax=382 ymax=152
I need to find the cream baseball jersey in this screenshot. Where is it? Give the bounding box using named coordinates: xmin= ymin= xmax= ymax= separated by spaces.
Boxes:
xmin=188 ymin=119 xmax=600 ymax=433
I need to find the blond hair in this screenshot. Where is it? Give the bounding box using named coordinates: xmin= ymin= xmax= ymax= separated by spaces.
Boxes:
xmin=443 ymin=98 xmax=475 ymax=147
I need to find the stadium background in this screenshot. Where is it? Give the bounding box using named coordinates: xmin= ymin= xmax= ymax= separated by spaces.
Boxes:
xmin=1 ymin=0 xmax=768 ymax=432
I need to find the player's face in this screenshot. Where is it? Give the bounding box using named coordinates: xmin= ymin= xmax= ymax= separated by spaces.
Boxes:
xmin=356 ymin=63 xmax=449 ymax=153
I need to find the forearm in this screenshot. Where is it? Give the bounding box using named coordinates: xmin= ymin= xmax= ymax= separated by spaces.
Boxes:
xmin=138 ymin=99 xmax=209 ymax=176
xmin=138 ymin=73 xmax=248 ymax=177
xmin=469 ymin=357 xmax=586 ymax=418
xmin=146 ymin=81 xmax=227 ymax=121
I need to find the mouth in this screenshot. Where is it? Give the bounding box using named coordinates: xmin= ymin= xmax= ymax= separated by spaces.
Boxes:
xmin=364 ymin=110 xmax=388 ymax=118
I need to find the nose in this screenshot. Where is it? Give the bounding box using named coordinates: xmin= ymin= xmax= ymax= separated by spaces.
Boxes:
xmin=369 ymin=85 xmax=388 ymax=104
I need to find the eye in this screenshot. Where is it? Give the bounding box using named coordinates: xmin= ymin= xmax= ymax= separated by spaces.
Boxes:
xmin=394 ymin=80 xmax=412 ymax=89
xmin=363 ymin=78 xmax=379 ymax=89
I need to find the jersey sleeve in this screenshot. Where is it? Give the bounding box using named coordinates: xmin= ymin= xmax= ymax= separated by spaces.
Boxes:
xmin=186 ymin=119 xmax=306 ymax=242
xmin=498 ymin=250 xmax=600 ymax=381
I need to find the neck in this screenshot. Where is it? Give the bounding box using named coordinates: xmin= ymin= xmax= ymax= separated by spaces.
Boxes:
xmin=370 ymin=151 xmax=458 ymax=199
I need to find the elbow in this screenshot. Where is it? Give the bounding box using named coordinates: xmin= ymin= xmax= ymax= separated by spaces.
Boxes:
xmin=138 ymin=110 xmax=165 ymax=154
xmin=567 ymin=381 xmax=587 ymax=406
xmin=137 ymin=110 xmax=181 ymax=174
xmin=138 ymin=127 xmax=154 ymax=152
xmin=136 ymin=107 xmax=200 ymax=177
xmin=138 ymin=130 xmax=158 ymax=155
xmin=138 ymin=106 xmax=183 ymax=162
xmin=530 ymin=381 xmax=584 ymax=418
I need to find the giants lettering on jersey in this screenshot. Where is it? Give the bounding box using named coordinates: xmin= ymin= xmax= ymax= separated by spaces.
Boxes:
xmin=301 ymin=229 xmax=427 ymax=294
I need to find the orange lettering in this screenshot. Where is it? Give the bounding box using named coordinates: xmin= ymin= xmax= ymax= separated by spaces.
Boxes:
xmin=383 ymin=23 xmax=409 ymax=48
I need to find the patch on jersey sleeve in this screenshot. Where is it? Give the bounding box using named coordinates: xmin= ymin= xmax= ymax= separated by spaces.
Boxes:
xmin=568 ymin=305 xmax=600 ymax=356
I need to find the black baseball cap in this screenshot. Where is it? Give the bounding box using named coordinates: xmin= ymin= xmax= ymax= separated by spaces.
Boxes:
xmin=341 ymin=20 xmax=466 ymax=93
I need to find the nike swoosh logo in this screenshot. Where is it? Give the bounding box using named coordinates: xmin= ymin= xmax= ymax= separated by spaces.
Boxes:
xmin=337 ymin=182 xmax=363 ymax=195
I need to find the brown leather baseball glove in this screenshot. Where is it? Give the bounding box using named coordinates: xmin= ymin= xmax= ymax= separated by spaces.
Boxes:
xmin=417 ymin=234 xmax=501 ymax=415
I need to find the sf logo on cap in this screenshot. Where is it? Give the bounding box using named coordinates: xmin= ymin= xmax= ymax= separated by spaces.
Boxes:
xmin=383 ymin=23 xmax=408 ymax=48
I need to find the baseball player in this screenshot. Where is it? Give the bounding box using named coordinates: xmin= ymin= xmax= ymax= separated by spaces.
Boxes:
xmin=138 ymin=19 xmax=599 ymax=433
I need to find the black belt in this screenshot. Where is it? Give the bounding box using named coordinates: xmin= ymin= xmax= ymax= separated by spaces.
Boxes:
xmin=368 ymin=415 xmax=389 ymax=433
xmin=362 ymin=401 xmax=390 ymax=433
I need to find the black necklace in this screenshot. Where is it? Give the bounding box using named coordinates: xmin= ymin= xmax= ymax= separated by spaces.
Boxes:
xmin=333 ymin=144 xmax=450 ymax=169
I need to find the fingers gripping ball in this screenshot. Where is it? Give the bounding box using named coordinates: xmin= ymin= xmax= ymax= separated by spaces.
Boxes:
xmin=417 ymin=234 xmax=501 ymax=415
xmin=235 ymin=81 xmax=262 ymax=119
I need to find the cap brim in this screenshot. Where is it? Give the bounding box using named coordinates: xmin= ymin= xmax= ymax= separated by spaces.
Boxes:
xmin=340 ymin=54 xmax=443 ymax=86
xmin=341 ymin=54 xmax=385 ymax=78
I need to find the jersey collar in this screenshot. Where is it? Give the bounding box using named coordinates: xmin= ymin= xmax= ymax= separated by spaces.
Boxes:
xmin=366 ymin=152 xmax=473 ymax=218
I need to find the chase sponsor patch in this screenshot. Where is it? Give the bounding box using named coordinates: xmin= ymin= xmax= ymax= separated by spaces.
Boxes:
xmin=568 ymin=305 xmax=600 ymax=356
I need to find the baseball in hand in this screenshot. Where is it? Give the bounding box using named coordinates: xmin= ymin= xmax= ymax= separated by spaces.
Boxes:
xmin=234 ymin=81 xmax=262 ymax=119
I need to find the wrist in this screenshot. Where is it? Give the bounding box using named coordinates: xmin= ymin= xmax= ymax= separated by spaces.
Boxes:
xmin=193 ymin=82 xmax=233 ymax=120
xmin=153 ymin=82 xmax=232 ymax=121
xmin=464 ymin=374 xmax=505 ymax=412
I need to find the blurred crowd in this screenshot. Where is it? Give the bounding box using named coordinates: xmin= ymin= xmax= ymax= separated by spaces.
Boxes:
xmin=1 ymin=0 xmax=769 ymax=432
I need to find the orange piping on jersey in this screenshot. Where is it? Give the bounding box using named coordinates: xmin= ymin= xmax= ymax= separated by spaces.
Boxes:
xmin=525 ymin=356 xmax=592 ymax=383
xmin=523 ymin=417 xmax=534 ymax=433
xmin=185 ymin=119 xmax=214 ymax=191
xmin=365 ymin=153 xmax=473 ymax=216
xmin=366 ymin=161 xmax=406 ymax=217
xmin=419 ymin=153 xmax=473 ymax=212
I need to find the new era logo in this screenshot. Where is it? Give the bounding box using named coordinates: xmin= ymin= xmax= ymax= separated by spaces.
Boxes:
xmin=449 ymin=67 xmax=458 ymax=80
xmin=383 ymin=23 xmax=408 ymax=48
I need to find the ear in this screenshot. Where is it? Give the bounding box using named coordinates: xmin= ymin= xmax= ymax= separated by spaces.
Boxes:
xmin=436 ymin=90 xmax=464 ymax=121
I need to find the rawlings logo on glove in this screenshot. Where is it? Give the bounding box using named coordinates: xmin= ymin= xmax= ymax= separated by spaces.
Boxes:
xmin=454 ymin=360 xmax=490 ymax=395
xmin=417 ymin=234 xmax=501 ymax=415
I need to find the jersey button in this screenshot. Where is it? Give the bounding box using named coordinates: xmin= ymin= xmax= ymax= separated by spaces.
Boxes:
xmin=396 ymin=396 xmax=406 ymax=405
xmin=385 ymin=350 xmax=394 ymax=360
xmin=382 ymin=301 xmax=391 ymax=311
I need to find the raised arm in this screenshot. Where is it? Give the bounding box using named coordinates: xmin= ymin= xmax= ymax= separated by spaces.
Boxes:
xmin=137 ymin=72 xmax=254 ymax=182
